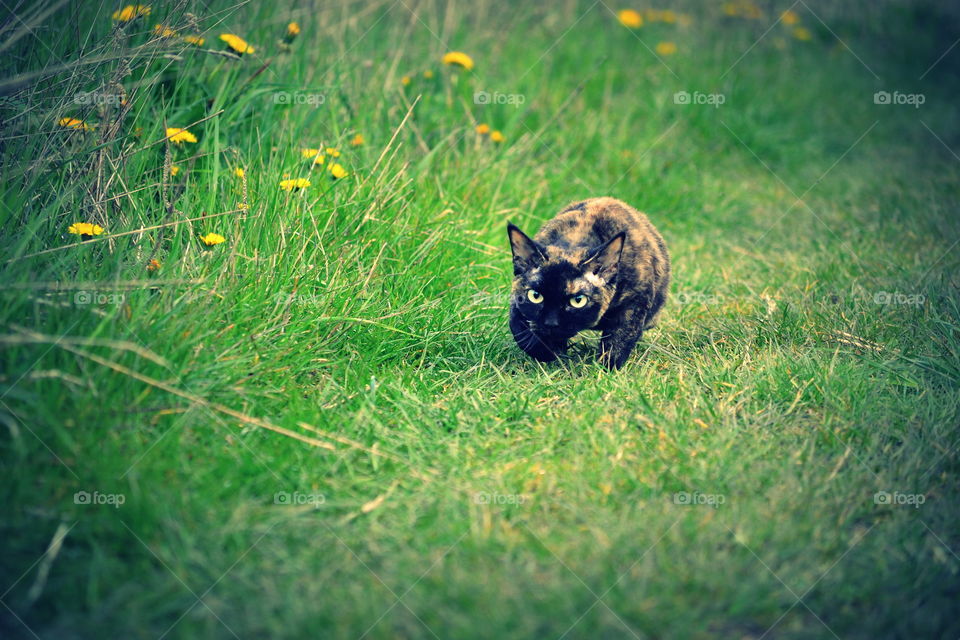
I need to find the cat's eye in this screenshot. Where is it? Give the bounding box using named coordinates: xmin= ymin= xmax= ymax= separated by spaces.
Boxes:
xmin=527 ymin=289 xmax=544 ymax=304
xmin=569 ymin=294 xmax=588 ymax=308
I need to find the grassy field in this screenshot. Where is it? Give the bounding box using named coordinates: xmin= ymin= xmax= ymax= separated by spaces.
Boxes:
xmin=1 ymin=0 xmax=959 ymax=638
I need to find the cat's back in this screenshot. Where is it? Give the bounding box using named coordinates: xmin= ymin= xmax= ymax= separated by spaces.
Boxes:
xmin=535 ymin=197 xmax=658 ymax=252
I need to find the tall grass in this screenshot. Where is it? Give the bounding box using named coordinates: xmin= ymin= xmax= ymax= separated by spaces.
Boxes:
xmin=1 ymin=0 xmax=959 ymax=638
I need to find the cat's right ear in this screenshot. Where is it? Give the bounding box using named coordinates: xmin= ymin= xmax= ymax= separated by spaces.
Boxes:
xmin=507 ymin=223 xmax=546 ymax=275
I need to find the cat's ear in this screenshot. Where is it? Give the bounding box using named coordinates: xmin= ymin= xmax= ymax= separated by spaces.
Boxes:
xmin=507 ymin=223 xmax=546 ymax=275
xmin=580 ymin=232 xmax=625 ymax=280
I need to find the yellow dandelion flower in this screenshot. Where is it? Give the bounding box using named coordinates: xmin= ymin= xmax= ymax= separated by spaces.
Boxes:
xmin=656 ymin=41 xmax=677 ymax=56
xmin=722 ymin=0 xmax=762 ymax=18
xmin=68 ymin=222 xmax=105 ymax=237
xmin=219 ymin=33 xmax=254 ymax=55
xmin=617 ymin=9 xmax=643 ymax=28
xmin=325 ymin=147 xmax=340 ymax=158
xmin=742 ymin=3 xmax=763 ymax=19
xmin=287 ymin=22 xmax=300 ymax=37
xmin=183 ymin=34 xmax=205 ymax=46
xmin=58 ymin=117 xmax=92 ymax=131
xmin=441 ymin=51 xmax=474 ymax=71
xmin=301 ymin=148 xmax=325 ymax=165
xmin=200 ymin=232 xmax=226 ymax=246
xmin=490 ymin=130 xmax=505 ymax=143
xmin=476 ymin=123 xmax=490 ymax=135
xmin=234 ymin=167 xmax=245 ymax=178
xmin=781 ymin=10 xmax=800 ymax=25
xmin=166 ymin=127 xmax=197 ymax=144
xmin=401 ymin=75 xmax=412 ymax=86
xmin=112 ymin=5 xmax=150 ymax=22
xmin=792 ymin=26 xmax=812 ymax=41
xmin=146 ymin=259 xmax=161 ymax=272
xmin=280 ymin=178 xmax=311 ymax=191
xmin=328 ymin=163 xmax=348 ymax=179
xmin=350 ymin=134 xmax=365 ymax=146
xmin=153 ymin=24 xmax=176 ymax=38
xmin=660 ymin=9 xmax=677 ymax=23
xmin=170 ymin=165 xmax=180 ymax=176
xmin=423 ymin=69 xmax=434 ymax=78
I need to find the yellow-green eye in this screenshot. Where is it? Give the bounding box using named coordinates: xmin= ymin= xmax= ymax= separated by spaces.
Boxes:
xmin=527 ymin=289 xmax=544 ymax=304
xmin=570 ymin=294 xmax=588 ymax=308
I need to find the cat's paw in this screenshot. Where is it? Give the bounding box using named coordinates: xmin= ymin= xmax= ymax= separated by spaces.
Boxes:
xmin=598 ymin=343 xmax=633 ymax=370
xmin=525 ymin=346 xmax=561 ymax=362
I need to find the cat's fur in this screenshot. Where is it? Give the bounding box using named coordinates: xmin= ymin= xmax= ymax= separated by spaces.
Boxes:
xmin=508 ymin=197 xmax=670 ymax=369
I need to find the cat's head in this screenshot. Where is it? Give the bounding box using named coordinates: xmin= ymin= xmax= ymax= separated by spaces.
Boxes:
xmin=507 ymin=222 xmax=624 ymax=338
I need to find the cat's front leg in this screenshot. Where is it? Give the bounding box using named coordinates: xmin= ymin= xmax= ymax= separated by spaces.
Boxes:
xmin=510 ymin=311 xmax=566 ymax=362
xmin=598 ymin=306 xmax=648 ymax=370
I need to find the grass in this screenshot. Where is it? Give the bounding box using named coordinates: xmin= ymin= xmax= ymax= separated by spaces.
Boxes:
xmin=1 ymin=0 xmax=959 ymax=638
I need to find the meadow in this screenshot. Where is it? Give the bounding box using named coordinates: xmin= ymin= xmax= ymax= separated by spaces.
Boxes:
xmin=1 ymin=0 xmax=959 ymax=638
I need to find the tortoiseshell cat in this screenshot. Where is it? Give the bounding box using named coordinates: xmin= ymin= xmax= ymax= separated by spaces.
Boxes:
xmin=508 ymin=197 xmax=670 ymax=370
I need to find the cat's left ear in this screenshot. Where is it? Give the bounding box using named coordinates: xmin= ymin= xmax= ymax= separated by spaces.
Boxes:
xmin=581 ymin=232 xmax=625 ymax=280
xmin=507 ymin=223 xmax=546 ymax=275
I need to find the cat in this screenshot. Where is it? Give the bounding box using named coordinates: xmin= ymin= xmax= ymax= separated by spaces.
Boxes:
xmin=507 ymin=197 xmax=670 ymax=370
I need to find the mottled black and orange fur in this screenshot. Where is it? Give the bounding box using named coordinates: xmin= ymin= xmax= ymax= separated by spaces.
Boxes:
xmin=508 ymin=197 xmax=670 ymax=369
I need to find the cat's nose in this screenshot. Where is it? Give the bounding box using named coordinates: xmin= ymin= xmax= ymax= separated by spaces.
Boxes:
xmin=544 ymin=314 xmax=560 ymax=327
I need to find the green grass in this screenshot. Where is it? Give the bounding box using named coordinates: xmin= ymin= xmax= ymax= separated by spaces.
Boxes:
xmin=2 ymin=1 xmax=959 ymax=638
